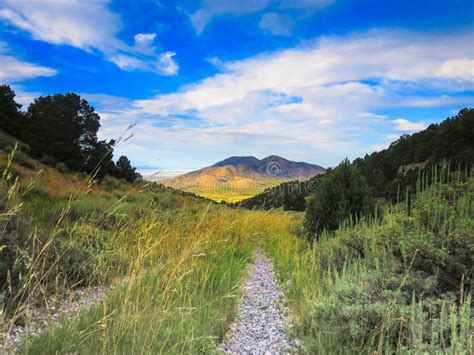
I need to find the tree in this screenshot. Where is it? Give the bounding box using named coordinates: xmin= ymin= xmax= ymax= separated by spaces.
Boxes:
xmin=82 ymin=139 xmax=116 ymax=179
xmin=304 ymin=159 xmax=374 ymax=240
xmin=25 ymin=93 xmax=101 ymax=171
xmin=115 ymin=155 xmax=140 ymax=183
xmin=0 ymin=84 xmax=25 ymax=137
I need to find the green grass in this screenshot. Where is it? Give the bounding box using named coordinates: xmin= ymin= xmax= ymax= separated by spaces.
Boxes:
xmin=2 ymin=148 xmax=472 ymax=354
xmin=1 ymin=149 xmax=297 ymax=353
xmin=18 ymin=206 xmax=295 ymax=354
xmin=265 ymin=175 xmax=473 ymax=353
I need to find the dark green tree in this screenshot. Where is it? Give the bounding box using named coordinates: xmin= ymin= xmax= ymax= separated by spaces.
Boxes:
xmin=25 ymin=93 xmax=101 ymax=171
xmin=304 ymin=159 xmax=374 ymax=239
xmin=0 ymin=84 xmax=25 ymax=137
xmin=115 ymin=155 xmax=140 ymax=183
xmin=82 ymin=139 xmax=117 ymax=179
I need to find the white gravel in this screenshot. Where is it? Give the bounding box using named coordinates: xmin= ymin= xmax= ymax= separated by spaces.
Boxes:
xmin=0 ymin=286 xmax=107 ymax=354
xmin=221 ymin=249 xmax=298 ymax=354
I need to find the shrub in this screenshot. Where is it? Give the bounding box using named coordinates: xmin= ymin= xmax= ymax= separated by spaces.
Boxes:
xmin=23 ymin=184 xmax=52 ymax=201
xmin=12 ymin=150 xmax=34 ymax=169
xmin=100 ymin=175 xmax=123 ymax=191
xmin=55 ymin=162 xmax=69 ymax=173
xmin=304 ymin=159 xmax=374 ymax=239
xmin=40 ymin=154 xmax=57 ymax=166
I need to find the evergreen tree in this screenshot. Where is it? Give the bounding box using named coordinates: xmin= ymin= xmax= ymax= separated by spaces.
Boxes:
xmin=0 ymin=84 xmax=25 ymax=137
xmin=25 ymin=93 xmax=101 ymax=171
xmin=304 ymin=159 xmax=374 ymax=239
xmin=115 ymin=155 xmax=140 ymax=183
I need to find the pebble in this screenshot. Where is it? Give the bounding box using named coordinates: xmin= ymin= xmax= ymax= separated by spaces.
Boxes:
xmin=220 ymin=249 xmax=299 ymax=354
xmin=0 ymin=286 xmax=108 ymax=354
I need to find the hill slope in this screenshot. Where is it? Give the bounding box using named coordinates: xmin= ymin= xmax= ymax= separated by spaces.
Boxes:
xmin=238 ymin=108 xmax=474 ymax=210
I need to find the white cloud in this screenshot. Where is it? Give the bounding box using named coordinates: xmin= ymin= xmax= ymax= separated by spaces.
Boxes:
xmin=0 ymin=0 xmax=178 ymax=74
xmin=108 ymin=51 xmax=178 ymax=76
xmin=133 ymin=33 xmax=157 ymax=55
xmin=190 ymin=0 xmax=269 ymax=33
xmin=0 ymin=44 xmax=56 ymax=81
xmin=259 ymin=12 xmax=293 ymax=36
xmin=391 ymin=119 xmax=427 ymax=132
xmin=86 ymin=29 xmax=473 ymax=170
xmin=157 ymin=52 xmax=179 ymax=75
xmin=0 ymin=0 xmax=121 ymax=51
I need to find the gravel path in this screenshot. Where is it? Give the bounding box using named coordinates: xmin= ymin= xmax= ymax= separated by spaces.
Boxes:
xmin=221 ymin=249 xmax=298 ymax=354
xmin=0 ymin=285 xmax=108 ymax=354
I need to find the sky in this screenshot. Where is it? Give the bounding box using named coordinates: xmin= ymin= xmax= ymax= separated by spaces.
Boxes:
xmin=0 ymin=0 xmax=473 ymax=174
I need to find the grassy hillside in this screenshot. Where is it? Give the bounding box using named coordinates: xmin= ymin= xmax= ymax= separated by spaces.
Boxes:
xmin=1 ymin=129 xmax=471 ymax=354
xmin=0 ymin=140 xmax=298 ymax=353
xmin=266 ymin=172 xmax=473 ymax=353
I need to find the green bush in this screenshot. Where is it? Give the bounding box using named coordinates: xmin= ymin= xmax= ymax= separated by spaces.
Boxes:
xmin=12 ymin=150 xmax=34 ymax=169
xmin=100 ymin=175 xmax=123 ymax=191
xmin=55 ymin=162 xmax=69 ymax=173
xmin=0 ymin=131 xmax=30 ymax=154
xmin=304 ymin=159 xmax=374 ymax=239
xmin=40 ymin=154 xmax=57 ymax=166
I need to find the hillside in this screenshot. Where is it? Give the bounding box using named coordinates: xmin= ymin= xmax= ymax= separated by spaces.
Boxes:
xmin=164 ymin=155 xmax=325 ymax=202
xmin=238 ymin=108 xmax=474 ymax=211
xmin=1 ymin=119 xmax=471 ymax=354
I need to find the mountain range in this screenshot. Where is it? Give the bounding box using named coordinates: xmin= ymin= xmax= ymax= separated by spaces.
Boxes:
xmin=164 ymin=155 xmax=325 ymax=191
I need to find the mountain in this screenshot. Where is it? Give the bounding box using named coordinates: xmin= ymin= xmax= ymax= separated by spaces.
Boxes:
xmin=164 ymin=155 xmax=325 ymax=193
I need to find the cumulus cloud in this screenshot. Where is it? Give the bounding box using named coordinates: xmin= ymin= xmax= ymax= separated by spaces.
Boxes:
xmin=391 ymin=119 xmax=427 ymax=132
xmin=0 ymin=0 xmax=178 ymax=75
xmin=92 ymin=29 xmax=473 ymax=169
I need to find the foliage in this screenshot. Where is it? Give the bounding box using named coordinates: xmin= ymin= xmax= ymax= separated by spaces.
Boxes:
xmin=266 ymin=175 xmax=473 ymax=354
xmin=115 ymin=155 xmax=140 ymax=183
xmin=54 ymin=162 xmax=69 ymax=174
xmin=1 ymin=169 xmax=294 ymax=353
xmin=304 ymin=159 xmax=374 ymax=238
xmin=355 ymin=108 xmax=474 ymax=199
xmin=236 ymin=179 xmax=319 ymax=210
xmin=0 ymin=131 xmax=30 ymax=154
xmin=0 ymin=85 xmax=25 ymax=137
xmin=0 ymin=85 xmax=141 ymax=182
xmin=25 ymin=93 xmax=101 ymax=170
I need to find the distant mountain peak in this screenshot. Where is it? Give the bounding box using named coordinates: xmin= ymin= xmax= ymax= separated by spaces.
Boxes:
xmin=212 ymin=156 xmax=259 ymax=167
xmin=167 ymin=155 xmax=326 ymax=191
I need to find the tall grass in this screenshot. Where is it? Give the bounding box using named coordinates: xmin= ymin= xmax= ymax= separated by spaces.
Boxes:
xmin=265 ymin=171 xmax=473 ymax=354
xmin=19 ymin=206 xmax=295 ymax=354
xmin=1 ymin=148 xmax=298 ymax=353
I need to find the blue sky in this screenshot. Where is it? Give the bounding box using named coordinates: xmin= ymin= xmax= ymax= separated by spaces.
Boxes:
xmin=0 ymin=0 xmax=473 ymax=174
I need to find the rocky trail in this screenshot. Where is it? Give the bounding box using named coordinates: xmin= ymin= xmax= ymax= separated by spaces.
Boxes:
xmin=221 ymin=249 xmax=298 ymax=354
xmin=0 ymin=285 xmax=109 ymax=354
